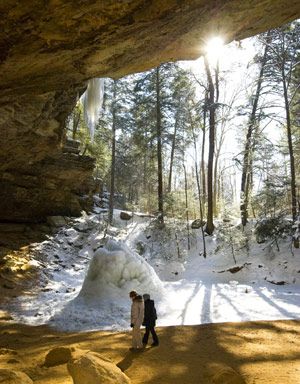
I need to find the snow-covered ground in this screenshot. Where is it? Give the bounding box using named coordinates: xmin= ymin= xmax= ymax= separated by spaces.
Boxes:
xmin=5 ymin=209 xmax=300 ymax=331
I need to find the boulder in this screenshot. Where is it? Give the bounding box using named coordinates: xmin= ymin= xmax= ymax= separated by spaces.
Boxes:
xmin=191 ymin=219 xmax=206 ymax=229
xmin=211 ymin=365 xmax=245 ymax=384
xmin=135 ymin=241 xmax=146 ymax=255
xmin=120 ymin=212 xmax=132 ymax=221
xmin=0 ymin=369 xmax=33 ymax=384
xmin=67 ymin=351 xmax=131 ymax=384
xmin=46 ymin=216 xmax=67 ymax=227
xmin=44 ymin=346 xmax=73 ymax=367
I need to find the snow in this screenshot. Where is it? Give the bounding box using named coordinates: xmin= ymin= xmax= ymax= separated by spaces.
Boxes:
xmin=4 ymin=209 xmax=300 ymax=331
xmin=159 ymin=281 xmax=300 ymax=326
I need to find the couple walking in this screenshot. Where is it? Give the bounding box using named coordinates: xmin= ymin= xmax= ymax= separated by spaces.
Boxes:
xmin=129 ymin=290 xmax=159 ymax=350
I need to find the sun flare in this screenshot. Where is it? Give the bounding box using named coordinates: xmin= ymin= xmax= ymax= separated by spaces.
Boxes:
xmin=204 ymin=36 xmax=224 ymax=63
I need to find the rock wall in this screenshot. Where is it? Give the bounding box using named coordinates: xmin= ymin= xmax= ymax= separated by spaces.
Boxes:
xmin=0 ymin=0 xmax=299 ymax=221
xmin=0 ymin=84 xmax=94 ymax=221
xmin=1 ymin=154 xmax=95 ymax=222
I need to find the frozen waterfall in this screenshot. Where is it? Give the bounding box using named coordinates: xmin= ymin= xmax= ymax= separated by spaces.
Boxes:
xmin=78 ymin=238 xmax=164 ymax=301
xmin=82 ymin=78 xmax=105 ymax=141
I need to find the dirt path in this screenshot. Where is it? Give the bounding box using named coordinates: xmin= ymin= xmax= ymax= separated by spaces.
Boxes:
xmin=0 ymin=318 xmax=299 ymax=383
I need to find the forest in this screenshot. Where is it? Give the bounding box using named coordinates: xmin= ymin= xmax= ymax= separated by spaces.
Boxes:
xmin=68 ymin=22 xmax=299 ymax=250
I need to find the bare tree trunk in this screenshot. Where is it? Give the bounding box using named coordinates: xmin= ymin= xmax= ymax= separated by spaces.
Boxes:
xmin=213 ymin=157 xmax=218 ymax=217
xmin=201 ymin=94 xmax=207 ymax=213
xmin=213 ymin=61 xmax=220 ymax=217
xmin=168 ymin=115 xmax=178 ymax=193
xmin=156 ymin=66 xmax=164 ymax=225
xmin=183 ymin=161 xmax=190 ymax=250
xmin=109 ymin=80 xmax=117 ymax=224
xmin=282 ymin=67 xmax=297 ymax=222
xmin=240 ymin=35 xmax=269 ymax=226
xmin=204 ymin=56 xmax=215 ymax=235
xmin=214 ymin=133 xmax=225 ymax=216
xmin=219 ymin=169 xmax=224 ymax=208
xmin=282 ymin=67 xmax=298 ymax=247
xmin=191 ymin=120 xmax=207 ymax=258
xmin=217 ymin=165 xmax=222 ymax=209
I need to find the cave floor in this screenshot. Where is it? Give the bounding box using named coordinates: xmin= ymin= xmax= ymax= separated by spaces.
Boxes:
xmin=0 ymin=318 xmax=299 ymax=383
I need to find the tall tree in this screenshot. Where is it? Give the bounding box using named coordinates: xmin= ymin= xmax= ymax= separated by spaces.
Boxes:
xmin=204 ymin=56 xmax=217 ymax=234
xmin=95 ymin=78 xmax=133 ymax=219
xmin=168 ymin=68 xmax=196 ymax=192
xmin=201 ymin=93 xmax=208 ymax=215
xmin=156 ymin=66 xmax=164 ymax=224
xmin=240 ymin=33 xmax=270 ymax=226
xmin=131 ymin=64 xmax=195 ymax=216
xmin=190 ymin=109 xmax=207 ymax=257
xmin=263 ymin=22 xmax=299 ymax=222
xmin=108 ymin=80 xmax=117 ymax=224
xmin=182 ymin=160 xmax=191 ymax=250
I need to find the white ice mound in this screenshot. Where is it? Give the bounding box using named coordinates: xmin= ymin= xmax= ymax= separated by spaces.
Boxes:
xmin=78 ymin=238 xmax=163 ymax=301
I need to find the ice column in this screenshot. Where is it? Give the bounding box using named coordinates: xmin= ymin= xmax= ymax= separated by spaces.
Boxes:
xmin=83 ymin=78 xmax=105 ymax=141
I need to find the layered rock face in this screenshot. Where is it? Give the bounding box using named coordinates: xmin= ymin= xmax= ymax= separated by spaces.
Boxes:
xmin=0 ymin=0 xmax=299 ymax=221
xmin=0 ymin=84 xmax=95 ymax=222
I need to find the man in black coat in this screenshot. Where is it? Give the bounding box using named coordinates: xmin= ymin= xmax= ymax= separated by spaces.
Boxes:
xmin=142 ymin=293 xmax=159 ymax=346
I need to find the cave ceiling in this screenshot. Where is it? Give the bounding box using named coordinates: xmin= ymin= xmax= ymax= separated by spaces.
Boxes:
xmin=1 ymin=0 xmax=300 ymax=96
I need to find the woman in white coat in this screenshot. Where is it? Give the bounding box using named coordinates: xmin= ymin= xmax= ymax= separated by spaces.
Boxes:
xmin=129 ymin=290 xmax=144 ymax=350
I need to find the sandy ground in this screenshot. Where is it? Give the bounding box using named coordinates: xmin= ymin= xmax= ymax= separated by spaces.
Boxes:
xmin=0 ymin=316 xmax=299 ymax=384
xmin=0 ymin=228 xmax=299 ymax=383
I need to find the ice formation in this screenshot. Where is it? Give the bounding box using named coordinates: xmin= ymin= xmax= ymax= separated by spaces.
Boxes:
xmin=78 ymin=238 xmax=164 ymax=302
xmin=82 ymin=78 xmax=105 ymax=141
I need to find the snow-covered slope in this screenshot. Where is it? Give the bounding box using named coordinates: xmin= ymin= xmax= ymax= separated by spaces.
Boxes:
xmin=4 ymin=209 xmax=300 ymax=331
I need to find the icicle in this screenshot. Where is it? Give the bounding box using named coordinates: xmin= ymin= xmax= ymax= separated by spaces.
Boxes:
xmin=82 ymin=78 xmax=105 ymax=142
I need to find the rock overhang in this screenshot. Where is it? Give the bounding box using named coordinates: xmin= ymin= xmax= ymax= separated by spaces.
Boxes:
xmin=1 ymin=0 xmax=300 ymax=94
